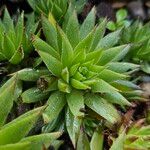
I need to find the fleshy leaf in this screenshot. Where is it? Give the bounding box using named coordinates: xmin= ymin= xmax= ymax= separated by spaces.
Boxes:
xmin=110 ymin=131 xmax=126 ymax=150
xmin=66 ymin=10 xmax=80 ymax=48
xmin=66 ymin=108 xmax=81 ymax=148
xmin=0 ymin=107 xmax=44 ymax=145
xmin=98 ymin=45 xmax=130 ymax=65
xmin=43 ymin=91 xmax=66 ymax=123
xmin=0 ymin=76 xmax=17 ymax=126
xmin=22 ymin=87 xmax=49 ymax=103
xmin=85 ymin=93 xmax=120 ymax=124
xmin=90 ymin=128 xmax=104 ymax=150
xmin=80 ymin=7 xmax=96 ymax=40
xmin=37 ymin=50 xmax=63 ymax=77
xmin=97 ymin=30 xmax=121 ymax=49
xmin=32 ymin=36 xmax=60 ymax=59
xmin=77 ymin=129 xmax=90 ymax=150
xmin=66 ymin=90 xmax=84 ymax=117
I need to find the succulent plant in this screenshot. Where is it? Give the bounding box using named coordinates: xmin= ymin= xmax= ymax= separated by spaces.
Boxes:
xmin=0 ymin=9 xmax=38 ymax=65
xmin=27 ymin=0 xmax=86 ymax=20
xmin=120 ymin=21 xmax=150 ymax=74
xmin=110 ymin=120 xmax=150 ymax=150
xmin=11 ymin=8 xmax=143 ymax=148
xmin=107 ymin=9 xmax=130 ymax=31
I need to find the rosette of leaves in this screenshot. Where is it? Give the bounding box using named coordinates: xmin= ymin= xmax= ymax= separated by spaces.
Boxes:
xmin=107 ymin=9 xmax=130 ymax=31
xmin=27 ymin=0 xmax=86 ymax=20
xmin=110 ymin=121 xmax=150 ymax=150
xmin=0 ymin=75 xmax=62 ymax=149
xmin=15 ymin=8 xmax=141 ymax=147
xmin=0 ymin=9 xmax=38 ymax=65
xmin=120 ymin=21 xmax=150 ymax=74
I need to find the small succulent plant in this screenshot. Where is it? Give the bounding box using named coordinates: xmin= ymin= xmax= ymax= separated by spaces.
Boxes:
xmin=110 ymin=120 xmax=150 ymax=150
xmin=0 ymin=9 xmax=38 ymax=65
xmin=107 ymin=9 xmax=130 ymax=31
xmin=12 ymin=8 xmax=142 ymax=147
xmin=120 ymin=21 xmax=150 ymax=74
xmin=27 ymin=0 xmax=86 ymax=20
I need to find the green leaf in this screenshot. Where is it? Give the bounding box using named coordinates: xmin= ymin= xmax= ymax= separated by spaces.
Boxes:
xmin=103 ymin=92 xmax=131 ymax=106
xmin=66 ymin=10 xmax=80 ymax=48
xmin=66 ymin=90 xmax=84 ymax=117
xmin=37 ymin=51 xmax=63 ymax=77
xmin=0 ymin=107 xmax=44 ymax=145
xmin=20 ymin=132 xmax=62 ymax=150
xmin=89 ymin=65 xmax=105 ymax=74
xmin=0 ymin=76 xmax=17 ymax=126
xmin=99 ymin=69 xmax=128 ymax=82
xmin=74 ymin=29 xmax=95 ymax=54
xmin=116 ymin=9 xmax=127 ymax=22
xmin=128 ymin=125 xmax=150 ymax=137
xmin=43 ymin=91 xmax=66 ymax=123
xmin=85 ymin=93 xmax=120 ymax=124
xmin=107 ymin=62 xmax=139 ymax=73
xmin=90 ymin=19 xmax=107 ymax=50
xmin=22 ymin=87 xmax=49 ymax=103
xmin=62 ymin=3 xmax=74 ymax=31
xmin=9 ymin=46 xmax=24 ymax=64
xmin=111 ymin=80 xmax=141 ymax=91
xmin=77 ymin=129 xmax=90 ymax=150
xmin=59 ymin=28 xmax=74 ymax=67
xmin=32 ymin=36 xmax=60 ymax=59
xmin=92 ymin=79 xmax=119 ymax=93
xmin=73 ymin=71 xmax=86 ymax=81
xmin=58 ymin=79 xmax=71 ymax=93
xmin=72 ymin=0 xmax=87 ymax=14
xmin=0 ymin=142 xmax=30 ymax=150
xmin=90 ymin=128 xmax=104 ymax=150
xmin=42 ymin=15 xmax=58 ymax=50
xmin=80 ymin=7 xmax=96 ymax=39
xmin=70 ymin=63 xmax=80 ymax=77
xmin=110 ymin=131 xmax=126 ymax=150
xmin=51 ymin=140 xmax=63 ymax=150
xmin=27 ymin=0 xmax=36 ymax=10
xmin=98 ymin=45 xmax=130 ymax=65
xmin=15 ymin=12 xmax=24 ymax=48
xmin=126 ymin=138 xmax=150 ymax=149
xmin=3 ymin=34 xmax=16 ymax=59
xmin=16 ymin=68 xmax=49 ymax=81
xmin=3 ymin=8 xmax=14 ymax=32
xmin=97 ymin=30 xmax=121 ymax=49
xmin=61 ymin=67 xmax=69 ymax=83
xmin=141 ymin=62 xmax=150 ymax=74
xmin=85 ymin=48 xmax=103 ymax=64
xmin=66 ymin=108 xmax=81 ymax=148
xmin=72 ymin=49 xmax=86 ymax=65
xmin=71 ymin=79 xmax=90 ymax=90
xmin=0 ymin=132 xmax=61 ymax=150
xmin=107 ymin=21 xmax=116 ymax=31
xmin=14 ymin=80 xmax=22 ymax=101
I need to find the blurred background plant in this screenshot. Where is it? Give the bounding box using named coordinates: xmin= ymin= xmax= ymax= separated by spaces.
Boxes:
xmin=0 ymin=8 xmax=38 ymax=65
xmin=107 ymin=9 xmax=130 ymax=31
xmin=27 ymin=0 xmax=87 ymax=22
